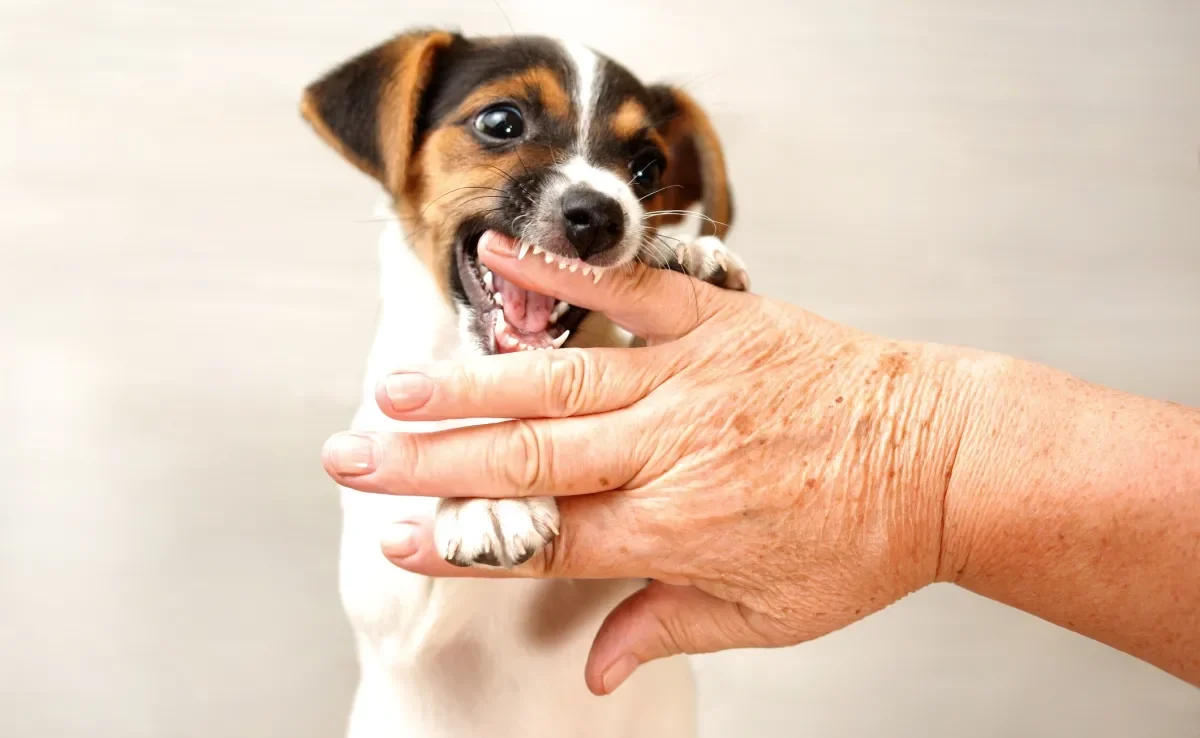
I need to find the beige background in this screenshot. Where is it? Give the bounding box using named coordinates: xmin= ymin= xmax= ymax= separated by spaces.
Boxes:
xmin=2 ymin=0 xmax=1198 ymax=736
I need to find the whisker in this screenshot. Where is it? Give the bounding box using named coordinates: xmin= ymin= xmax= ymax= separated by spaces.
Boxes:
xmin=638 ymin=184 xmax=683 ymax=202
xmin=648 ymin=231 xmax=684 ymax=244
xmin=420 ymin=185 xmax=512 ymax=219
xmin=492 ymin=0 xmax=519 ymax=37
xmin=641 ymin=209 xmax=728 ymax=236
xmin=456 ymin=194 xmax=515 ymax=210
xmin=479 ymin=163 xmax=534 ymax=203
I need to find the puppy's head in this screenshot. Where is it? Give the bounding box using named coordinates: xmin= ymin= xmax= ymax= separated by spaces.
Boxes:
xmin=301 ymin=30 xmax=733 ymax=354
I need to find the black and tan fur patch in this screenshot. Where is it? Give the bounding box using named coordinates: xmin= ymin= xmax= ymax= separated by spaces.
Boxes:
xmin=301 ymin=31 xmax=734 ymax=304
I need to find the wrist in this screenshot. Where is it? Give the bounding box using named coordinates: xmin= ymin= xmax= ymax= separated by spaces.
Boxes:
xmin=928 ymin=349 xmax=1026 ymax=586
xmin=875 ymin=343 xmax=1003 ymax=596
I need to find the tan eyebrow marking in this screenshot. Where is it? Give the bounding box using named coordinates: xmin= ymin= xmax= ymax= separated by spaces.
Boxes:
xmin=611 ymin=98 xmax=649 ymax=139
xmin=457 ymin=67 xmax=571 ymax=121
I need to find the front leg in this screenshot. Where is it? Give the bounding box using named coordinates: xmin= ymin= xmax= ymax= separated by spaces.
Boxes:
xmin=671 ymin=235 xmax=751 ymax=292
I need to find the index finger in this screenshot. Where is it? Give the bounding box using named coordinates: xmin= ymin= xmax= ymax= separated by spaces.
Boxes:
xmin=375 ymin=345 xmax=677 ymax=422
xmin=479 ymin=231 xmax=734 ymax=343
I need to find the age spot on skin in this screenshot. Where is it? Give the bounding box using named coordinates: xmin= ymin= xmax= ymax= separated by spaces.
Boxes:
xmin=877 ymin=351 xmax=912 ymax=379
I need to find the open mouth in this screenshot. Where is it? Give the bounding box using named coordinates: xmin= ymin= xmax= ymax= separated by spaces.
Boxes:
xmin=457 ymin=230 xmax=592 ymax=354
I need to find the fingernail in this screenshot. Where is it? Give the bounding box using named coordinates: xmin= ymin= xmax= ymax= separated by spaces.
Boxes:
xmin=324 ymin=432 xmax=378 ymax=476
xmin=480 ymin=230 xmax=517 ymax=256
xmin=381 ymin=522 xmax=419 ymax=559
xmin=478 ymin=230 xmax=495 ymax=252
xmin=601 ymin=655 xmax=638 ymax=694
xmin=383 ymin=373 xmax=433 ymax=412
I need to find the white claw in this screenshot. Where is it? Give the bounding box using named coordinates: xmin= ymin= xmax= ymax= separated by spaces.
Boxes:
xmin=543 ymin=252 xmax=554 ymax=264
xmin=533 ymin=245 xmax=544 ymax=255
xmin=483 ymin=272 xmax=493 ymax=291
xmin=519 ymin=241 xmax=531 ymax=259
xmin=581 ymin=266 xmax=592 ymax=277
xmin=592 ymin=269 xmax=603 ymax=284
xmin=550 ymin=330 xmax=571 ymax=348
xmin=568 ymin=264 xmax=578 ymax=273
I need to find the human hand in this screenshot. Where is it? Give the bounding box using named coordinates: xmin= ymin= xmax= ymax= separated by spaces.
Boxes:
xmin=323 ymin=232 xmax=987 ymax=694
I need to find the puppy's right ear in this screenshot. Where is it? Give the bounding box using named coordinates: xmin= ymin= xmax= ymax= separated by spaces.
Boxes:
xmin=300 ymin=29 xmax=459 ymax=190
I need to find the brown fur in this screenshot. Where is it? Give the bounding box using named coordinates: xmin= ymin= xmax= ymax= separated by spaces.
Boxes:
xmin=645 ymin=88 xmax=733 ymax=239
xmin=301 ymin=33 xmax=734 ymax=312
xmin=460 ymin=68 xmax=571 ymax=121
xmin=611 ymin=98 xmax=649 ymax=139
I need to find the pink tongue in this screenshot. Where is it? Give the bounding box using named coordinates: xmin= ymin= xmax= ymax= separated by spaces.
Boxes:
xmin=495 ymin=273 xmax=554 ymax=334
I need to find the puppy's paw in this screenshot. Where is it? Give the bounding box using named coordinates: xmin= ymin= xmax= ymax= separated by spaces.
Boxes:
xmin=675 ymin=235 xmax=750 ymax=292
xmin=433 ymin=497 xmax=559 ymax=569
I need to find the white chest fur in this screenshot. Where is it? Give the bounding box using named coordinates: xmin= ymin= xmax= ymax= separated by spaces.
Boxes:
xmin=337 ymin=219 xmax=696 ymax=738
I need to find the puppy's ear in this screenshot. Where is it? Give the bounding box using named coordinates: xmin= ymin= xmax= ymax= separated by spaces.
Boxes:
xmin=646 ymin=86 xmax=734 ymax=238
xmin=300 ymin=29 xmax=459 ymax=191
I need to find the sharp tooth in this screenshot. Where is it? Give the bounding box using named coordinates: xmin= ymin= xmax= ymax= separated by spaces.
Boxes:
xmin=581 ymin=266 xmax=592 ymax=277
xmin=568 ymin=264 xmax=578 ymax=273
xmin=501 ymin=333 xmax=518 ymax=349
xmin=518 ymin=241 xmax=531 ymax=259
xmin=558 ymin=260 xmax=568 ymax=270
xmin=495 ymin=311 xmax=506 ymax=332
xmin=550 ymin=330 xmax=571 ymax=348
xmin=532 ymin=245 xmax=543 ymax=255
xmin=494 ymin=292 xmax=504 ymax=306
xmin=550 ymin=301 xmax=569 ymax=322
xmin=593 ymin=269 xmax=603 ymax=284
xmin=483 ymin=272 xmax=493 ymax=291
xmin=544 ymin=253 xmax=554 ymax=264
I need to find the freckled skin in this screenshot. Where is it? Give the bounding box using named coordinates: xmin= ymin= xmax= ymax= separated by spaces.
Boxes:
xmin=557 ymin=300 xmax=971 ymax=650
xmin=364 ymin=254 xmax=1200 ymax=691
xmin=556 ymin=302 xmax=1197 ymax=687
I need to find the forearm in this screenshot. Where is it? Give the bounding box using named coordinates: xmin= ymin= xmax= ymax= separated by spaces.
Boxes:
xmin=940 ymin=356 xmax=1200 ymax=684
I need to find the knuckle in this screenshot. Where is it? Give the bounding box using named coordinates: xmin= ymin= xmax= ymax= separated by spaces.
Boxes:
xmin=499 ymin=419 xmax=550 ymax=494
xmin=634 ymin=591 xmax=687 ymax=657
xmin=544 ymin=349 xmax=594 ymax=417
xmin=387 ymin=432 xmax=423 ymax=489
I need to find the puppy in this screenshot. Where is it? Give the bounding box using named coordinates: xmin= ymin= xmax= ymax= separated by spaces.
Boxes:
xmin=301 ymin=29 xmax=749 ymax=738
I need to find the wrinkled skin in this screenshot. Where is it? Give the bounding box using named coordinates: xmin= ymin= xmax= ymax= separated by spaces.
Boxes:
xmin=324 ymin=233 xmax=983 ymax=694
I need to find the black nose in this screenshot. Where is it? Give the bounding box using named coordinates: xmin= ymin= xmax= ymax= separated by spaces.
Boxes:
xmin=560 ymin=187 xmax=624 ymax=259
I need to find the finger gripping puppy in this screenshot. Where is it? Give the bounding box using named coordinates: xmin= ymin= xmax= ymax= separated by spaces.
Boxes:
xmin=302 ymin=28 xmax=748 ymax=738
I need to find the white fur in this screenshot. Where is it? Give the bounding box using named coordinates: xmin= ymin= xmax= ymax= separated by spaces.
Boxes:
xmin=548 ymin=156 xmax=647 ymax=267
xmin=338 ymin=217 xmax=697 ymax=738
xmin=561 ymin=40 xmax=598 ymax=148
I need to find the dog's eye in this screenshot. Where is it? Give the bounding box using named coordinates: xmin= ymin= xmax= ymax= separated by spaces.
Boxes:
xmin=474 ymin=105 xmax=525 ymax=141
xmin=629 ymin=151 xmax=664 ymax=189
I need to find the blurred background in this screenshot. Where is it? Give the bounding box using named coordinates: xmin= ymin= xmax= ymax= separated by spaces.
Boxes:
xmin=2 ymin=0 xmax=1198 ymax=736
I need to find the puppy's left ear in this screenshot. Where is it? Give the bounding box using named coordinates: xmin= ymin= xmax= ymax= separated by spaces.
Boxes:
xmin=300 ymin=29 xmax=460 ymax=191
xmin=646 ymin=86 xmax=734 ymax=238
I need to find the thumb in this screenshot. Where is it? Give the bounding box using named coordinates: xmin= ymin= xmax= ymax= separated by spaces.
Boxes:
xmin=479 ymin=230 xmax=738 ymax=343
xmin=585 ymin=581 xmax=773 ymax=695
